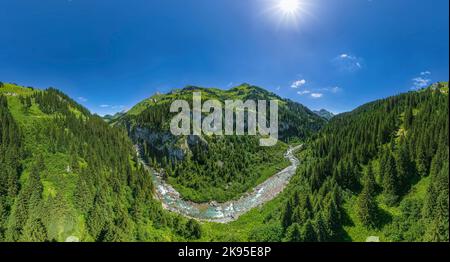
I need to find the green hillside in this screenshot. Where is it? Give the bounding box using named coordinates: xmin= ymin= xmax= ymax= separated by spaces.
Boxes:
xmin=102 ymin=111 xmax=125 ymax=123
xmin=199 ymin=82 xmax=449 ymax=242
xmin=115 ymin=84 xmax=326 ymax=202
xmin=0 ymin=83 xmax=201 ymax=242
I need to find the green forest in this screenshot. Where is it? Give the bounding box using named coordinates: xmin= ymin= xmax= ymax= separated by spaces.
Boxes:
xmin=0 ymin=81 xmax=448 ymax=242
xmin=201 ymin=82 xmax=449 ymax=242
xmin=0 ymin=83 xmax=201 ymax=242
xmin=274 ymin=82 xmax=449 ymax=242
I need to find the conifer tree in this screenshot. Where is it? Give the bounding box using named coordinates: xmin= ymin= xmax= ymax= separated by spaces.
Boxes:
xmin=301 ymin=220 xmax=316 ymax=242
xmin=22 ymin=217 xmax=48 ymax=242
xmin=382 ymin=152 xmax=399 ymax=206
xmin=284 ymin=223 xmax=302 ymax=242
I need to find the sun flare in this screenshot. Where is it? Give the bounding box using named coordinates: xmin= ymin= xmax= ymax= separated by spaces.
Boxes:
xmin=266 ymin=0 xmax=311 ymax=28
xmin=278 ymin=0 xmax=301 ymax=15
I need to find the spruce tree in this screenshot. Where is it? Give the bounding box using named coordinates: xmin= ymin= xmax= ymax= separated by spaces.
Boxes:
xmin=356 ymin=163 xmax=379 ymax=228
xmin=281 ymin=199 xmax=293 ymax=230
xmin=22 ymin=217 xmax=48 ymax=242
xmin=185 ymin=219 xmax=202 ymax=239
xmin=382 ymin=152 xmax=399 ymax=206
xmin=356 ymin=187 xmax=378 ymax=228
xmin=301 ymin=220 xmax=316 ymax=242
xmin=284 ymin=223 xmax=302 ymax=242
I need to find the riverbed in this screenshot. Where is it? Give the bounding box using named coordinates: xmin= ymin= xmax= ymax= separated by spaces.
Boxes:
xmin=137 ymin=144 xmax=303 ymax=223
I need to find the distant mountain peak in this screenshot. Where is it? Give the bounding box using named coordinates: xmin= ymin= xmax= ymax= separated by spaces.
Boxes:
xmin=313 ymin=109 xmax=335 ymax=120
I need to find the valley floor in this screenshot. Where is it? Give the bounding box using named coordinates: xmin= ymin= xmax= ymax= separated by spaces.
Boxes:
xmin=138 ymin=145 xmax=304 ymax=223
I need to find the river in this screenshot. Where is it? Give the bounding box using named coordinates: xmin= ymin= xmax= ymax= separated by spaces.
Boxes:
xmin=137 ymin=144 xmax=303 ymax=223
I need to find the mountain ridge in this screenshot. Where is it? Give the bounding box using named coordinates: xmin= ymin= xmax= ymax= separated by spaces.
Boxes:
xmin=313 ymin=109 xmax=335 ymax=120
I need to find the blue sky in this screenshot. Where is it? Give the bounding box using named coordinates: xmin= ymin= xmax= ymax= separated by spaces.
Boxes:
xmin=0 ymin=0 xmax=448 ymax=115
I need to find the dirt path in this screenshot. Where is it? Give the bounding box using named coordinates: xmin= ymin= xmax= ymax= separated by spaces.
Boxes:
xmin=137 ymin=144 xmax=303 ymax=223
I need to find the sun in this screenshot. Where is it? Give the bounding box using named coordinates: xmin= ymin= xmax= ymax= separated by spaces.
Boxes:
xmin=278 ymin=0 xmax=301 ymax=15
xmin=262 ymin=0 xmax=313 ymax=29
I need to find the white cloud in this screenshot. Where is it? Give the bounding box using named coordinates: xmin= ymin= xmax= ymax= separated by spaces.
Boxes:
xmin=297 ymin=90 xmax=311 ymax=95
xmin=412 ymin=77 xmax=431 ymax=90
xmin=99 ymin=104 xmax=127 ymax=110
xmin=111 ymin=105 xmax=126 ymax=110
xmin=411 ymin=71 xmax=432 ymax=90
xmin=295 ymin=84 xmax=341 ymax=98
xmin=291 ymin=79 xmax=306 ymax=88
xmin=334 ymin=53 xmax=364 ymax=72
xmin=78 ymin=97 xmax=88 ymax=102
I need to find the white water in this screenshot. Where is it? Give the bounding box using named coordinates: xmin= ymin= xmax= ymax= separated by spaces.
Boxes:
xmin=137 ymin=144 xmax=303 ymax=223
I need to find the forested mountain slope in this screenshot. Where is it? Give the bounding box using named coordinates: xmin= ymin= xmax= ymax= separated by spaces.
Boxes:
xmin=0 ymin=83 xmax=201 ymax=242
xmin=1 ymin=81 xmax=447 ymax=243
xmin=204 ymin=82 xmax=448 ymax=242
xmin=115 ymin=84 xmax=326 ymax=202
xmin=280 ymin=82 xmax=448 ymax=241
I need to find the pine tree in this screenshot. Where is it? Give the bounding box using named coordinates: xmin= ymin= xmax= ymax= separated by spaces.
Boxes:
xmin=87 ymin=194 xmax=108 ymax=240
xmin=423 ymin=162 xmax=449 ymax=241
xmin=284 ymin=223 xmax=302 ymax=242
xmin=281 ymin=199 xmax=293 ymax=230
xmin=322 ymin=199 xmax=340 ymax=239
xmin=357 ymin=163 xmax=379 ymax=228
xmin=404 ymin=108 xmax=414 ymax=129
xmin=313 ymin=214 xmax=328 ymax=242
xmin=6 ymin=193 xmax=28 ymax=241
xmin=300 ymin=220 xmax=316 ymax=242
xmin=382 ymin=152 xmax=399 ymax=206
xmin=396 ymin=140 xmax=414 ymax=193
xmin=184 ymin=219 xmax=202 ymax=239
xmin=357 ymin=187 xmax=378 ymax=228
xmin=364 ymin=164 xmax=376 ymax=196
xmin=415 ymin=138 xmax=430 ymax=177
xmin=21 ymin=217 xmax=48 ymax=242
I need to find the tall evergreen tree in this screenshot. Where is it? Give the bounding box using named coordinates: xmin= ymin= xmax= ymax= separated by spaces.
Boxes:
xmin=284 ymin=223 xmax=302 ymax=242
xmin=382 ymin=152 xmax=399 ymax=206
xmin=300 ymin=220 xmax=316 ymax=242
xmin=21 ymin=217 xmax=48 ymax=242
